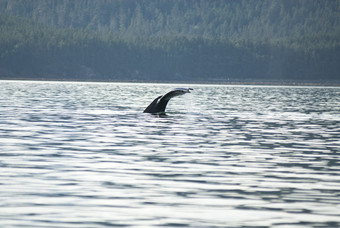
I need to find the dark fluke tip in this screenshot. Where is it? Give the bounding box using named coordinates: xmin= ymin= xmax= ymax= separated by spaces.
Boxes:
xmin=173 ymin=88 xmax=193 ymax=93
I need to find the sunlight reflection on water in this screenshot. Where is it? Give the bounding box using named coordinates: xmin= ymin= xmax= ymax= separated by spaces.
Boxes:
xmin=0 ymin=80 xmax=339 ymax=227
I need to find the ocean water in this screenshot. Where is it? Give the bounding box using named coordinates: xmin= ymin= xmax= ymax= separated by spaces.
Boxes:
xmin=0 ymin=80 xmax=339 ymax=227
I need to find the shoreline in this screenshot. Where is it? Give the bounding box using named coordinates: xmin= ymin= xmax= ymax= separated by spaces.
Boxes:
xmin=1 ymin=77 xmax=339 ymax=87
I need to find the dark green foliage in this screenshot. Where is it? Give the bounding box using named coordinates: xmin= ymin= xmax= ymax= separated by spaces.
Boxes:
xmin=0 ymin=0 xmax=339 ymax=82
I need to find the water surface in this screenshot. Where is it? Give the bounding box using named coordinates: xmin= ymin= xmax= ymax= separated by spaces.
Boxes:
xmin=0 ymin=81 xmax=339 ymax=227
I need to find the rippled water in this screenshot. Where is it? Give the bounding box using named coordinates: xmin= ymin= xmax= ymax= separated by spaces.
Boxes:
xmin=0 ymin=80 xmax=339 ymax=227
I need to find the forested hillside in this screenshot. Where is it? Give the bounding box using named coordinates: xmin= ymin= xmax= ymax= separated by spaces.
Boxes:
xmin=0 ymin=0 xmax=339 ymax=83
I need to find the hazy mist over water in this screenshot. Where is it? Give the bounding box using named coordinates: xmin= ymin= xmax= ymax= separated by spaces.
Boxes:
xmin=0 ymin=80 xmax=339 ymax=227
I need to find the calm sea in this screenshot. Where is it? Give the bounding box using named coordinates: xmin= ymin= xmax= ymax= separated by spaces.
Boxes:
xmin=0 ymin=80 xmax=339 ymax=227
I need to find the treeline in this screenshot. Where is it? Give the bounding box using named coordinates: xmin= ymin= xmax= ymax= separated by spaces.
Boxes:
xmin=1 ymin=0 xmax=339 ymax=40
xmin=0 ymin=0 xmax=339 ymax=82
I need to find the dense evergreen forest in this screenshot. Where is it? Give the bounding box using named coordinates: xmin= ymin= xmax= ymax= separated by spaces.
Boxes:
xmin=0 ymin=0 xmax=339 ymax=83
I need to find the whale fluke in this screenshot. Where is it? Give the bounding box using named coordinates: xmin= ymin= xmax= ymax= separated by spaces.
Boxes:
xmin=143 ymin=88 xmax=193 ymax=114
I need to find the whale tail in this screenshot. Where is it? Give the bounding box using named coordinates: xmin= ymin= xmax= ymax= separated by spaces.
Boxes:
xmin=143 ymin=88 xmax=193 ymax=114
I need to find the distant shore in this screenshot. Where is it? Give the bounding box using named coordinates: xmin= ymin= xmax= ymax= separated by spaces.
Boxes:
xmin=1 ymin=77 xmax=339 ymax=87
